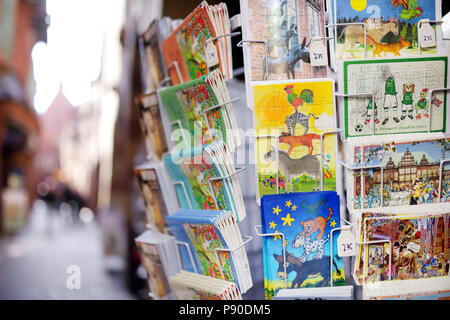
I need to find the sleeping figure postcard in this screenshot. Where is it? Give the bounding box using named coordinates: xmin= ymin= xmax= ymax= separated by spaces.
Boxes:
xmin=329 ymin=0 xmax=442 ymax=62
xmin=343 ymin=56 xmax=448 ymax=138
xmin=261 ymin=191 xmax=345 ymax=299
xmin=253 ymin=79 xmax=338 ymax=201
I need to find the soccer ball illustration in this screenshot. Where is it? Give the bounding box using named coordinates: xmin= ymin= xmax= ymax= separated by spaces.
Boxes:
xmin=355 ymin=124 xmax=363 ymax=132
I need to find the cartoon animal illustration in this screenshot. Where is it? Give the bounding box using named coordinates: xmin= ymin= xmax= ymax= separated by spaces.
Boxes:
xmin=298 ymin=207 xmax=333 ymax=240
xmin=401 ymin=83 xmax=415 ymax=120
xmin=292 ymin=233 xmax=330 ymax=262
xmin=279 ymin=132 xmax=321 ymax=155
xmin=264 ymin=37 xmax=311 ymax=80
xmin=380 ymin=64 xmax=400 ymax=125
xmin=415 ymin=88 xmax=429 ymax=119
xmin=264 ymin=146 xmax=321 ymax=192
xmin=273 ymin=253 xmax=341 ymax=289
xmin=285 ymin=112 xmax=317 ymax=136
xmin=366 ymin=35 xmax=411 ymax=58
xmin=284 ymin=85 xmax=313 ymax=113
xmin=337 ymin=17 xmax=399 ymax=59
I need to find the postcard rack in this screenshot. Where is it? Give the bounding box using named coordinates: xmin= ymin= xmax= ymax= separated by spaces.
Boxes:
xmin=171 ymin=166 xmax=246 ymax=212
xmin=168 ymin=96 xmax=240 ymax=143
xmin=176 ymin=240 xmax=199 ymax=274
xmin=201 ymin=98 xmax=240 ymax=114
xmin=134 ymin=1 xmax=450 ymax=301
xmin=208 ymin=167 xmax=246 ymax=210
xmin=427 ymin=87 xmax=450 ymax=133
xmin=166 ymin=61 xmax=184 ymax=84
xmin=237 ymin=39 xmax=269 ymax=80
xmin=176 ymin=235 xmax=253 ymax=286
xmin=141 ymin=223 xmax=253 ymax=293
xmin=172 ymin=180 xmax=193 ymax=209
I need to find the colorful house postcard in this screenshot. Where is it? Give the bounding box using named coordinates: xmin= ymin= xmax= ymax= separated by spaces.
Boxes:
xmin=261 ymin=191 xmax=345 ymax=299
xmin=253 ymin=79 xmax=338 ymax=200
xmin=349 ymin=137 xmax=450 ymax=209
xmin=329 ymin=0 xmax=442 ymax=61
xmin=355 ymin=211 xmax=449 ymax=284
xmin=342 ymin=56 xmax=448 ymax=138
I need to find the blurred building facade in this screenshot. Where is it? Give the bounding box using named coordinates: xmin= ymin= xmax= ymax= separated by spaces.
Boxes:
xmin=0 ymin=0 xmax=47 ymax=232
xmin=34 ymin=1 xmax=126 ymax=213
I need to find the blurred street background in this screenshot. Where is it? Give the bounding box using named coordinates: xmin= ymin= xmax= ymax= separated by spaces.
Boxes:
xmin=0 ymin=0 xmax=263 ymax=300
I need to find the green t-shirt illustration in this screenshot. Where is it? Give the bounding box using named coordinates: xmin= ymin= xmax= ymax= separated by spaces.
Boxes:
xmin=402 ymin=91 xmax=413 ymax=105
xmin=385 ymin=77 xmax=397 ymax=96
xmin=416 ymin=98 xmax=428 ymax=109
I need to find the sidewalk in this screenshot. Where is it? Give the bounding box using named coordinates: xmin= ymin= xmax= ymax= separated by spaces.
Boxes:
xmin=0 ymin=200 xmax=135 ymax=300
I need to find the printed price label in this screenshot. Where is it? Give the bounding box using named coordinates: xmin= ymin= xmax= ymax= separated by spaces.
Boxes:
xmin=309 ymin=38 xmax=328 ymax=67
xmin=419 ymin=21 xmax=436 ymax=48
xmin=337 ymin=227 xmax=356 ymax=257
xmin=205 ymin=40 xmax=219 ymax=68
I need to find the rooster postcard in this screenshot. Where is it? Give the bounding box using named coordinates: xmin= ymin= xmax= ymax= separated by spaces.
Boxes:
xmin=253 ymin=79 xmax=339 ymax=201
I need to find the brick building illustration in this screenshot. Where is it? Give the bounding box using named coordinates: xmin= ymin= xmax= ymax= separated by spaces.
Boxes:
xmin=248 ymin=0 xmax=327 ymax=81
xmin=363 ymin=148 xmax=450 ymax=194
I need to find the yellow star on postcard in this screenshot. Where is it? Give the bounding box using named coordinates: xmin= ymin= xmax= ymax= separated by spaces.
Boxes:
xmin=273 ymin=230 xmax=282 ymax=242
xmin=281 ymin=213 xmax=295 ymax=227
xmin=273 ymin=206 xmax=281 ymax=215
xmin=329 ymin=219 xmax=337 ymax=228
